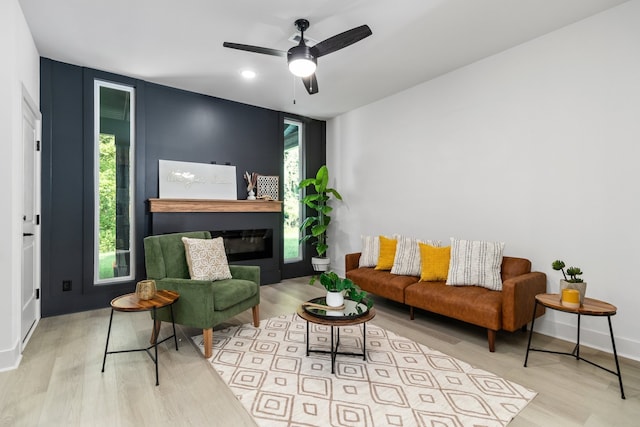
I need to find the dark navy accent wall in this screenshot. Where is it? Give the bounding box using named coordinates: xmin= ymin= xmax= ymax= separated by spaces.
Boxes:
xmin=40 ymin=58 xmax=325 ymax=317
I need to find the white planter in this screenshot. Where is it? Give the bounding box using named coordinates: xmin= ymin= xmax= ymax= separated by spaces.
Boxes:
xmin=311 ymin=257 xmax=330 ymax=271
xmin=559 ymin=279 xmax=587 ymax=305
xmin=325 ymin=291 xmax=344 ymax=307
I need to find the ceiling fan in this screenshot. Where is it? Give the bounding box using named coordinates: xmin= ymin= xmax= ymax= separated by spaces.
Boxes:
xmin=223 ymin=19 xmax=372 ymax=95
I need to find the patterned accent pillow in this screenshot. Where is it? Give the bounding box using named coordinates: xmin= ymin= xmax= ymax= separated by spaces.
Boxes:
xmin=182 ymin=237 xmax=232 ymax=281
xmin=419 ymin=243 xmax=451 ymax=281
xmin=358 ymin=235 xmax=380 ymax=267
xmin=446 ymin=238 xmax=505 ymax=290
xmin=391 ymin=236 xmax=441 ymax=276
xmin=375 ymin=236 xmax=398 ymax=270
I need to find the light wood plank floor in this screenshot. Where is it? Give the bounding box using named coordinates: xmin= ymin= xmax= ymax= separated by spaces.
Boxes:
xmin=1 ymin=277 xmax=638 ymax=426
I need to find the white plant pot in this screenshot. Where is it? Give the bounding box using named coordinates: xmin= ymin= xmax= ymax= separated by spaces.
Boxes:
xmin=311 ymin=257 xmax=330 ymax=271
xmin=325 ymin=291 xmax=344 ymax=308
xmin=559 ymin=279 xmax=587 ymax=305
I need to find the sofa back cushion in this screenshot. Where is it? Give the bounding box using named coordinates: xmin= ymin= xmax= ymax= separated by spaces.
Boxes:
xmin=501 ymin=256 xmax=531 ymax=281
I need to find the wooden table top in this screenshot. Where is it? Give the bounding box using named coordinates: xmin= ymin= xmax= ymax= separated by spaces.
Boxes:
xmin=297 ymin=304 xmax=376 ymax=326
xmin=536 ymin=293 xmax=616 ymax=316
xmin=110 ymin=290 xmax=180 ymax=312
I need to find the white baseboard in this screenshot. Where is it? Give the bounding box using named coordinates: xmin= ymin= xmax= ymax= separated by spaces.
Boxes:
xmin=534 ymin=315 xmax=639 ymax=362
xmin=0 ymin=339 xmax=22 ymax=372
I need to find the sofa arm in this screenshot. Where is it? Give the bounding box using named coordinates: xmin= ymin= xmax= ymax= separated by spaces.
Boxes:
xmin=229 ymin=265 xmax=260 ymax=284
xmin=501 ymin=272 xmax=547 ymax=331
xmin=154 ymin=278 xmax=216 ymax=329
xmin=346 ymin=253 xmax=361 ymax=272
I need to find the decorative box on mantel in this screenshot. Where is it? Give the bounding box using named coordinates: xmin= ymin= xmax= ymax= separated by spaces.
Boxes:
xmin=148 ymin=198 xmax=282 ymax=213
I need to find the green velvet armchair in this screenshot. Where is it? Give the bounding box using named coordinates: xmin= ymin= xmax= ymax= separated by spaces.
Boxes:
xmin=143 ymin=231 xmax=260 ymax=358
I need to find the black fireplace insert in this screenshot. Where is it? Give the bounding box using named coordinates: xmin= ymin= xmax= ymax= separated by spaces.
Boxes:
xmin=210 ymin=228 xmax=273 ymax=262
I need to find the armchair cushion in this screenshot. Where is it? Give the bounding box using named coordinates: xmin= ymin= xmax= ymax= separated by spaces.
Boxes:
xmin=211 ymin=278 xmax=259 ymax=311
xmin=182 ymin=236 xmax=232 ymax=280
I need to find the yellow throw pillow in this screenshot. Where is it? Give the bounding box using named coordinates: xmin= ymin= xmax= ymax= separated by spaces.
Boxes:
xmin=375 ymin=236 xmax=397 ymax=270
xmin=419 ymin=243 xmax=451 ymax=281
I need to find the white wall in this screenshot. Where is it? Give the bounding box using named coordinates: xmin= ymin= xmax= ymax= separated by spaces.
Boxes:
xmin=0 ymin=0 xmax=40 ymax=371
xmin=327 ymin=0 xmax=640 ymax=361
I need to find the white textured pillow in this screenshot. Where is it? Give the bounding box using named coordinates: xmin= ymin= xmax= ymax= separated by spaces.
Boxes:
xmin=446 ymin=238 xmax=505 ymax=290
xmin=359 ymin=235 xmax=380 ymax=267
xmin=182 ymin=237 xmax=232 ymax=281
xmin=391 ymin=236 xmax=441 ymax=276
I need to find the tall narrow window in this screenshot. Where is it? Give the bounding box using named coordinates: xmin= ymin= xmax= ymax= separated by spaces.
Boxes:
xmin=94 ymin=80 xmax=135 ymax=284
xmin=283 ymin=119 xmax=303 ymax=262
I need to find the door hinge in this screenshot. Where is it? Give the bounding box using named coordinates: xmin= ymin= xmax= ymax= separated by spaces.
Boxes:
xmin=36 ymin=214 xmax=40 ymax=225
xmin=36 ymin=289 xmax=40 ymax=300
xmin=36 ymin=140 xmax=41 ymax=151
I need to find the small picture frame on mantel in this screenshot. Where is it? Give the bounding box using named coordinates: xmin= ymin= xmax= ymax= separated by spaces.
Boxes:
xmin=257 ymin=175 xmax=279 ymax=201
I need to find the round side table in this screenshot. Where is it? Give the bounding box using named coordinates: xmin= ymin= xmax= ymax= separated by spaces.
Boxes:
xmin=524 ymin=293 xmax=624 ymax=399
xmin=101 ymin=289 xmax=179 ymax=386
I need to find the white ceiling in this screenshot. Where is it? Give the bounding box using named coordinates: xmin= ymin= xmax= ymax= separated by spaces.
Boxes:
xmin=19 ymin=0 xmax=628 ymax=120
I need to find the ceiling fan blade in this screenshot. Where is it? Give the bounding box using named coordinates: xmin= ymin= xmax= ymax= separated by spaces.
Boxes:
xmin=311 ymin=25 xmax=372 ymax=58
xmin=302 ymin=74 xmax=319 ymax=95
xmin=223 ymin=42 xmax=286 ymax=57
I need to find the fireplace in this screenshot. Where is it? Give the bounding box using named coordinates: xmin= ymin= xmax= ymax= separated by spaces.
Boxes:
xmin=210 ymin=228 xmax=273 ymax=262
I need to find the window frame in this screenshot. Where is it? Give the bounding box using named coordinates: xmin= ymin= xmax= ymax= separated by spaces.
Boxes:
xmin=93 ymin=79 xmax=136 ymax=285
xmin=283 ymin=118 xmax=304 ymax=264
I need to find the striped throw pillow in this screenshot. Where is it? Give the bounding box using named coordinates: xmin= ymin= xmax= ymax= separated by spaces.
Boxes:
xmin=391 ymin=236 xmax=441 ymax=276
xmin=358 ymin=235 xmax=380 ymax=267
xmin=446 ymin=238 xmax=505 ymax=290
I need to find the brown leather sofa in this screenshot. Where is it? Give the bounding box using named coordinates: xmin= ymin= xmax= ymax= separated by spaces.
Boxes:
xmin=345 ymin=252 xmax=546 ymax=352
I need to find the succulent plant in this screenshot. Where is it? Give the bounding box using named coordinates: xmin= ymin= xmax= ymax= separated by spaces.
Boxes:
xmin=552 ymin=260 xmax=584 ymax=283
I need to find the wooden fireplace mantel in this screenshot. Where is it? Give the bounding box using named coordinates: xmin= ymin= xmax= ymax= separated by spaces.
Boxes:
xmin=148 ymin=198 xmax=282 ymax=213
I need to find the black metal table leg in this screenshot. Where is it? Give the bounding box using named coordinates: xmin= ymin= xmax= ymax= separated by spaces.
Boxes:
xmin=572 ymin=314 xmax=581 ymax=359
xmin=101 ymin=309 xmax=114 ymax=372
xmin=170 ymin=304 xmax=178 ymax=351
xmin=524 ymin=300 xmax=538 ymax=367
xmin=330 ymin=326 xmax=336 ymax=374
xmin=607 ymin=315 xmax=625 ymax=399
xmin=153 ymin=307 xmax=159 ymax=386
xmin=362 ymin=323 xmax=367 ymax=361
xmin=305 ymin=321 xmax=309 ymax=356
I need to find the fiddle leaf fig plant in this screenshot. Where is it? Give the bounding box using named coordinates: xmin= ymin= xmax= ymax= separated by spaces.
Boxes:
xmin=299 ymin=165 xmax=342 ymax=258
xmin=552 ymin=260 xmax=584 ymax=283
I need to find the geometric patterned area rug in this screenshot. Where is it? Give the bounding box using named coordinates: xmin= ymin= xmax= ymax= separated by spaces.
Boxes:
xmin=191 ymin=313 xmax=536 ymax=427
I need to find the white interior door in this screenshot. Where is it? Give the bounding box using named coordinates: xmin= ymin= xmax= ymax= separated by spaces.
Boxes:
xmin=21 ymin=90 xmax=41 ymax=347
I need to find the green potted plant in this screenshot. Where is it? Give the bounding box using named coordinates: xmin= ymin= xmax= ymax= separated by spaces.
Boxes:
xmin=310 ymin=271 xmax=372 ymax=308
xmin=299 ymin=165 xmax=342 ymax=271
xmin=552 ymin=260 xmax=586 ymax=304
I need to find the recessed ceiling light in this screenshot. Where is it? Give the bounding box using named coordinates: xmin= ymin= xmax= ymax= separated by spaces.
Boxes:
xmin=241 ymin=70 xmax=256 ymax=79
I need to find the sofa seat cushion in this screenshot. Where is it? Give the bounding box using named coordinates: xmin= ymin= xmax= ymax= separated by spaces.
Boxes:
xmin=211 ymin=279 xmax=259 ymax=311
xmin=405 ymin=281 xmax=502 ymax=330
xmin=346 ymin=267 xmax=419 ymax=304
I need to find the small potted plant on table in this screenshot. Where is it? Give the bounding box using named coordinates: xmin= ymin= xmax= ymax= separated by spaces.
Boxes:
xmin=310 ymin=271 xmax=372 ymax=309
xmin=552 ymin=260 xmax=586 ymax=305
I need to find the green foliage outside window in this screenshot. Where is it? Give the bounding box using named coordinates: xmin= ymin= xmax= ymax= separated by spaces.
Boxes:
xmin=99 ymin=134 xmax=117 ymax=277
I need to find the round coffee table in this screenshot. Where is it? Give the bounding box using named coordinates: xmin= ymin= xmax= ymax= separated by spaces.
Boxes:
xmin=297 ymin=297 xmax=376 ymax=374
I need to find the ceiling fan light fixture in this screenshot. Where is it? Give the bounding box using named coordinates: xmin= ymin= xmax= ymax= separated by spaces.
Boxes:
xmin=288 ymin=58 xmax=316 ymax=77
xmin=287 ymin=45 xmax=317 ymax=77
